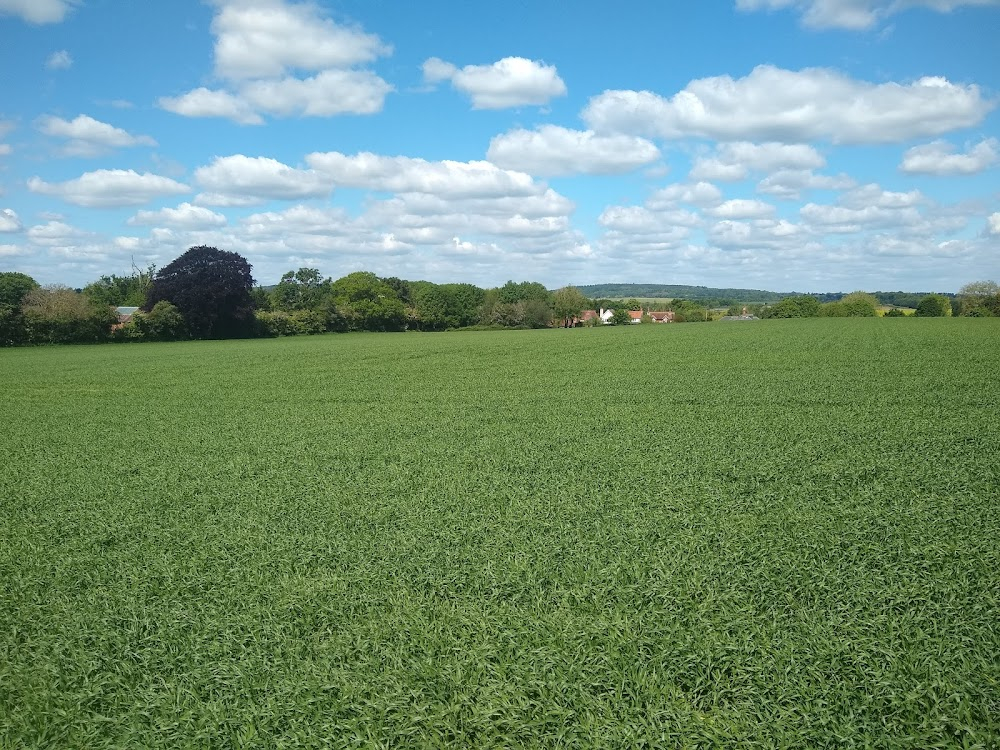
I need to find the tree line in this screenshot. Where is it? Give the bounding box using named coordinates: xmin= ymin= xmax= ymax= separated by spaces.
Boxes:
xmin=1 ymin=246 xmax=997 ymax=346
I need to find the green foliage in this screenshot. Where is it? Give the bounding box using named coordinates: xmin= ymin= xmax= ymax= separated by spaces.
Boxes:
xmin=497 ymin=279 xmax=550 ymax=304
xmin=146 ymin=246 xmax=256 ymax=339
xmin=254 ymin=309 xmax=327 ymax=337
xmin=915 ymin=294 xmax=951 ymax=317
xmin=552 ymin=285 xmax=588 ymax=327
xmin=0 ymin=272 xmax=39 ymax=346
xmin=579 ymin=283 xmax=789 ymax=304
xmin=609 ymin=307 xmax=633 ymax=325
xmin=1 ymin=321 xmax=998 ymax=747
xmin=270 ymin=268 xmax=329 ymax=312
xmin=131 ymin=300 xmax=188 ymax=341
xmin=20 ymin=285 xmax=117 ymax=344
xmin=82 ymin=265 xmax=155 ymax=308
xmin=883 ymin=307 xmax=907 ymax=317
xmin=956 ymin=280 xmax=1000 ymax=317
xmin=329 ymin=271 xmax=406 ymax=331
xmin=767 ymin=295 xmax=821 ymax=318
xmin=821 ymin=291 xmax=878 ymax=318
xmin=669 ymin=298 xmax=709 ymax=322
xmin=0 ymin=271 xmax=39 ymax=308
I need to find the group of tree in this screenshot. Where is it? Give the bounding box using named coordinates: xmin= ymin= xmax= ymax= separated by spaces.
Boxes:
xmin=3 ymin=246 xmax=998 ymax=347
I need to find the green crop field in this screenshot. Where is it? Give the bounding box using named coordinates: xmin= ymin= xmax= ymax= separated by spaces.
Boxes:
xmin=2 ymin=319 xmax=999 ymax=748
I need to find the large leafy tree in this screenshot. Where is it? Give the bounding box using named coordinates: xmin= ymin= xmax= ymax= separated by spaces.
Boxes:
xmin=146 ymin=246 xmax=256 ymax=339
xmin=957 ymin=280 xmax=1000 ymax=317
xmin=915 ymin=294 xmax=951 ymax=317
xmin=82 ymin=265 xmax=155 ymax=308
xmin=22 ymin=285 xmax=117 ymax=344
xmin=0 ymin=272 xmax=40 ymax=346
xmin=271 ymin=267 xmax=330 ymax=311
xmin=553 ymin=286 xmax=588 ymax=327
xmin=329 ymin=271 xmax=406 ymax=331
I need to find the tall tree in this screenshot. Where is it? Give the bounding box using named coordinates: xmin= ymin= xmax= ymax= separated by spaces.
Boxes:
xmin=146 ymin=246 xmax=256 ymax=339
xmin=82 ymin=264 xmax=155 ymax=308
xmin=329 ymin=271 xmax=406 ymax=331
xmin=0 ymin=272 xmax=40 ymax=346
xmin=957 ymin=280 xmax=1000 ymax=317
xmin=553 ymin=286 xmax=588 ymax=327
xmin=915 ymin=294 xmax=951 ymax=317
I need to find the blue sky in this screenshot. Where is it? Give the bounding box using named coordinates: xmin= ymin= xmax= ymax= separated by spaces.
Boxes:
xmin=1 ymin=0 xmax=998 ymax=292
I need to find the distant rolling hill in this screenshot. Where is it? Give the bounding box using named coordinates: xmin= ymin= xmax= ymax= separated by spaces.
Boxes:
xmin=577 ymin=284 xmax=791 ymax=303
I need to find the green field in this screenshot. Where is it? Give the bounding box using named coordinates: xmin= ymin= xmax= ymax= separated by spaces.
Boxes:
xmin=2 ymin=320 xmax=999 ymax=748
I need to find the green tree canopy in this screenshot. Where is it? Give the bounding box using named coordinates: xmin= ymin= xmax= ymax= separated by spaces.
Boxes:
xmin=146 ymin=246 xmax=256 ymax=339
xmin=915 ymin=294 xmax=951 ymax=317
xmin=957 ymin=280 xmax=1000 ymax=317
xmin=22 ymin=286 xmax=117 ymax=344
xmin=0 ymin=272 xmax=40 ymax=346
xmin=82 ymin=266 xmax=154 ymax=308
xmin=329 ymin=272 xmax=406 ymax=331
xmin=553 ymin=286 xmax=588 ymax=326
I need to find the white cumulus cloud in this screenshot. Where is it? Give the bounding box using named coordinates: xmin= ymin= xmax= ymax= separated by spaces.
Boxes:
xmin=27 ymin=170 xmax=190 ymax=208
xmin=900 ymin=138 xmax=999 ymax=175
xmin=128 ymin=203 xmax=228 ymax=230
xmin=193 ymin=155 xmax=332 ymax=206
xmin=0 ymin=0 xmax=77 ymax=24
xmin=211 ymin=0 xmax=390 ymax=80
xmin=709 ymin=142 xmax=826 ymax=177
xmin=735 ymin=0 xmax=1000 ymax=30
xmin=646 ymin=182 xmax=724 ymax=209
xmin=706 ymin=199 xmax=777 ymax=219
xmin=240 ymin=70 xmax=392 ymax=117
xmin=487 ymin=126 xmax=660 ymax=176
xmin=987 ymin=212 xmax=1000 ymax=235
xmin=757 ymin=169 xmax=856 ymax=199
xmin=37 ymin=114 xmax=157 ymax=157
xmin=306 ymin=151 xmax=544 ymax=199
xmin=582 ymin=65 xmax=993 ymax=144
xmin=158 ymin=88 xmax=264 ymax=126
xmin=159 ymin=0 xmax=392 ymax=124
xmin=423 ymin=56 xmax=567 ymax=109
xmin=0 ymin=208 xmax=23 ymax=232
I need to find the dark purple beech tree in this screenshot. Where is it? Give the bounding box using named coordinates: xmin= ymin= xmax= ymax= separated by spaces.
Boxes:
xmin=145 ymin=246 xmax=256 ymax=339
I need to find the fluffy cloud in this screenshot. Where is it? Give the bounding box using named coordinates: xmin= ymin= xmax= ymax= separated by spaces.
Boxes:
xmin=45 ymin=50 xmax=72 ymax=70
xmin=26 ymin=220 xmax=94 ymax=246
xmin=27 ymin=170 xmax=190 ymax=208
xmin=128 ymin=203 xmax=228 ymax=230
xmin=900 ymin=138 xmax=999 ymax=175
xmin=239 ymin=70 xmax=392 ymax=117
xmin=691 ymin=142 xmax=826 ymax=181
xmin=159 ymin=0 xmax=392 ymax=123
xmin=306 ymin=152 xmax=543 ymax=198
xmin=37 ymin=114 xmax=157 ymax=157
xmin=210 ymin=0 xmax=390 ymax=80
xmin=0 ymin=0 xmax=76 ymax=24
xmin=598 ymin=205 xmax=701 ymax=234
xmin=423 ymin=56 xmax=567 ymax=109
xmin=708 ymin=218 xmax=808 ymax=248
xmin=158 ymin=88 xmax=264 ymax=126
xmin=706 ymin=199 xmax=777 ymax=219
xmin=646 ymin=182 xmax=724 ymax=208
xmin=582 ymin=66 xmax=992 ymax=144
xmin=0 ymin=208 xmax=22 ymax=232
xmin=486 ymin=126 xmax=660 ymax=176
xmin=798 ymin=183 xmax=928 ymax=233
xmin=757 ymin=169 xmax=856 ymax=199
xmin=735 ymin=0 xmax=1000 ymax=30
xmin=987 ymin=212 xmax=1000 ymax=235
xmin=193 ymin=155 xmax=332 ymax=205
